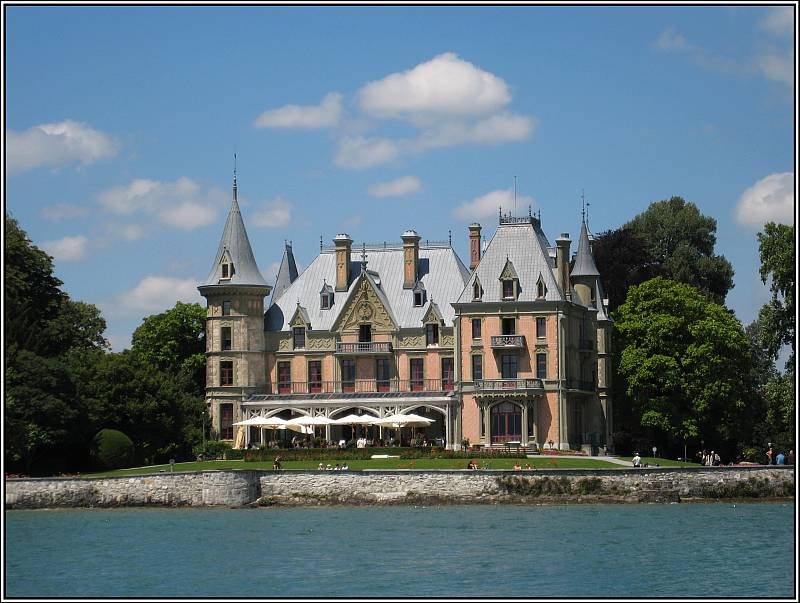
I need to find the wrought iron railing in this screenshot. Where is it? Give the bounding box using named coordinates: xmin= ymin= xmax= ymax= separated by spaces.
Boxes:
xmin=269 ymin=378 xmax=451 ymax=395
xmin=490 ymin=335 xmax=525 ymax=348
xmin=566 ymin=379 xmax=595 ymax=391
xmin=335 ymin=341 xmax=393 ymax=354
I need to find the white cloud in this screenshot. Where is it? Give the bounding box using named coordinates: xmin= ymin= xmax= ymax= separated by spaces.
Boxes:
xmin=7 ymin=120 xmax=117 ymax=174
xmin=254 ymin=92 xmax=343 ymax=129
xmin=368 ymin=176 xmax=422 ymax=198
xmin=358 ymin=53 xmax=510 ymax=121
xmin=759 ymin=6 xmax=794 ymax=37
xmin=452 ymin=188 xmax=536 ymax=221
xmin=735 ymin=172 xmax=794 ymax=228
xmin=334 ymin=136 xmax=401 ymax=169
xmin=251 ymin=197 xmax=292 ymax=228
xmin=121 ymin=224 xmax=146 ymax=241
xmin=40 ymin=203 xmax=90 ymax=220
xmin=416 ymin=113 xmax=535 ymax=150
xmin=757 ymin=52 xmax=794 ymax=87
xmin=40 ymin=235 xmax=89 ymax=262
xmin=111 ymin=275 xmax=202 ymax=318
xmin=97 ymin=177 xmax=224 ymax=230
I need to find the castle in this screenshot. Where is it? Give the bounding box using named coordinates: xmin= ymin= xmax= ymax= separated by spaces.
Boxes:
xmin=198 ymin=174 xmax=612 ymax=452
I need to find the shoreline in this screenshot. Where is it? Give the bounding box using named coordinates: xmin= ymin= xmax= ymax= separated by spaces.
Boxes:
xmin=5 ymin=466 xmax=794 ymax=509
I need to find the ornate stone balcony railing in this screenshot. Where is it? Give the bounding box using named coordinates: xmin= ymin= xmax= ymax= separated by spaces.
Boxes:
xmin=473 ymin=378 xmax=544 ymax=396
xmin=490 ymin=335 xmax=526 ymax=350
xmin=268 ymin=378 xmax=453 ymax=395
xmin=335 ymin=341 xmax=393 ymax=355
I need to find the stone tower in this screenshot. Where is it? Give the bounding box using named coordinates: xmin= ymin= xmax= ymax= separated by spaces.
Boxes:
xmin=197 ymin=170 xmax=271 ymax=442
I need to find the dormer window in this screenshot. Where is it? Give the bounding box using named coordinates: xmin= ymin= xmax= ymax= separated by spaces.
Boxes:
xmin=537 ymin=276 xmax=547 ymax=299
xmin=499 ymin=258 xmax=519 ymax=300
xmin=221 ymin=263 xmax=231 ymax=279
xmin=293 ymin=326 xmax=306 ymax=349
xmin=426 ymin=323 xmax=439 ymax=346
xmin=219 ymin=249 xmax=235 ymax=280
xmin=472 ymin=277 xmax=483 ymax=301
xmin=320 ymin=283 xmax=334 ymax=310
xmin=413 ymin=281 xmax=426 ymax=307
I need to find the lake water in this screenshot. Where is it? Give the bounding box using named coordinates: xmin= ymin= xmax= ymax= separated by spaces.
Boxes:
xmin=5 ymin=503 xmax=795 ymax=598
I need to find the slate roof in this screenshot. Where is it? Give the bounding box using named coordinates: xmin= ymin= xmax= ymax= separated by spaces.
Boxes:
xmin=265 ymin=244 xmax=470 ymax=332
xmin=200 ymin=196 xmax=269 ymax=288
xmin=456 ymin=219 xmax=564 ymax=304
xmin=570 ymin=221 xmax=600 ymax=278
xmin=270 ymin=243 xmax=299 ymax=305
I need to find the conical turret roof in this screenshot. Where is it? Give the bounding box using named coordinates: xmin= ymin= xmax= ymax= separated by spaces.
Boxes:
xmin=270 ymin=242 xmax=299 ymax=305
xmin=570 ymin=220 xmax=600 ymax=278
xmin=200 ymin=191 xmax=268 ymax=289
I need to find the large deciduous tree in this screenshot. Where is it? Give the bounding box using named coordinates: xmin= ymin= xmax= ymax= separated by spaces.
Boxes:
xmin=756 ymin=222 xmax=794 ymax=368
xmin=614 ymin=277 xmax=750 ymax=458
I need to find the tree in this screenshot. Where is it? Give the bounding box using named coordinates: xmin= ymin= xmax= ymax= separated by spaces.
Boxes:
xmin=131 ymin=301 xmax=206 ymax=395
xmin=756 ymin=222 xmax=794 ymax=368
xmin=622 ymin=196 xmax=734 ymax=305
xmin=614 ymin=278 xmax=751 ymax=458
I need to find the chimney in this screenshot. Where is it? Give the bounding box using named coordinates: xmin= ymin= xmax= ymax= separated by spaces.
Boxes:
xmin=402 ymin=229 xmax=421 ymax=289
xmin=468 ymin=223 xmax=482 ymax=270
xmin=555 ymin=232 xmax=571 ymax=300
xmin=334 ymin=233 xmax=352 ymax=292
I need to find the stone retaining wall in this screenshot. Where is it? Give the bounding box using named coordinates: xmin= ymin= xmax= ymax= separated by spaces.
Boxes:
xmin=5 ymin=467 xmax=794 ymax=509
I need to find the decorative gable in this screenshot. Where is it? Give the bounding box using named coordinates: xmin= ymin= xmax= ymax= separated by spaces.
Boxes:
xmin=289 ymin=303 xmax=311 ymax=329
xmin=332 ymin=273 xmax=399 ymax=333
xmin=421 ymin=299 xmax=444 ymax=325
xmin=499 ymin=258 xmax=518 ymax=281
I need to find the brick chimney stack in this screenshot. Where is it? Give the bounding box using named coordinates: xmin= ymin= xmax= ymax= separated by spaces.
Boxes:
xmin=334 ymin=233 xmax=353 ymax=292
xmin=468 ymin=223 xmax=482 ymax=270
xmin=555 ymin=232 xmax=571 ymax=300
xmin=402 ymin=230 xmax=421 ymax=289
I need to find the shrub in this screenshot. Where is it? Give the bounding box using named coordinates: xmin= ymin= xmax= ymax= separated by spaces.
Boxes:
xmin=90 ymin=429 xmax=135 ymax=470
xmin=193 ymin=440 xmax=232 ymax=460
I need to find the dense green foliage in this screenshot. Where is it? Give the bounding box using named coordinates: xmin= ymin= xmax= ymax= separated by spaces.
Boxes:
xmin=614 ymin=278 xmax=751 ymax=459
xmin=90 ymin=429 xmax=135 ymax=469
xmin=4 ymin=215 xmax=206 ymax=474
xmin=756 ymin=223 xmax=795 ymax=369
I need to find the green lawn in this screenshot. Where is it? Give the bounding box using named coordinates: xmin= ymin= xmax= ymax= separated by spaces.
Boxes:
xmin=86 ymin=456 xmax=625 ymax=477
xmin=612 ymin=456 xmax=700 ymax=467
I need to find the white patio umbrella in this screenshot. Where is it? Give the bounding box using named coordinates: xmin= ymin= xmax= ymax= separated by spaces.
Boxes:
xmin=374 ymin=413 xmax=434 ymax=446
xmin=233 ymin=416 xmax=288 ymax=446
xmin=285 ymin=415 xmax=335 ymax=437
xmin=333 ymin=413 xmax=380 ymax=442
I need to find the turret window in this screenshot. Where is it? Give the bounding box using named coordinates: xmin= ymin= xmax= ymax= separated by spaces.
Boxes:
xmin=220 ymin=361 xmax=234 ymax=386
xmin=221 ymin=327 xmax=232 ymax=351
xmin=222 ymin=301 xmax=232 ymax=316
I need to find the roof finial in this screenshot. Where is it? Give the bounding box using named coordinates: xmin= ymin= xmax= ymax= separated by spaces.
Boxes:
xmin=361 ymin=242 xmax=368 ymax=271
xmin=528 ymin=205 xmax=532 ymax=218
xmin=448 ymin=230 xmax=452 ymax=247
xmin=233 ymin=153 xmax=238 ymax=202
xmin=320 ymin=235 xmax=323 ymax=250
xmin=581 ymin=189 xmax=586 ymax=224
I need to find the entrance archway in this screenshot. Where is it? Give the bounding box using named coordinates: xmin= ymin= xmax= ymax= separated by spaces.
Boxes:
xmin=490 ymin=401 xmax=522 ymax=444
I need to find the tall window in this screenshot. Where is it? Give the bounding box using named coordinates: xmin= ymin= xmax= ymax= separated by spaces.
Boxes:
xmin=222 ymin=300 xmax=232 ymax=316
xmin=341 ymin=359 xmax=356 ymax=393
xmin=502 ymin=317 xmax=516 ymax=335
xmin=220 ymin=360 xmax=234 ymax=386
xmin=536 ymin=317 xmax=546 ymax=338
xmin=537 ymin=278 xmax=547 ymax=299
xmin=501 ymin=354 xmax=518 ymax=379
xmin=536 ymin=353 xmax=547 ymax=379
xmin=441 ymin=357 xmax=454 ymax=391
xmin=221 ymin=263 xmax=230 ymax=279
xmin=293 ymin=327 xmax=306 ymax=349
xmin=410 ymin=358 xmax=424 ymax=391
xmin=220 ymin=403 xmax=234 ymax=440
xmin=502 ymin=279 xmax=515 ymax=299
xmin=473 ymin=281 xmax=482 ymax=300
xmin=376 ymin=358 xmax=390 ymax=392
xmin=491 ymin=402 xmax=521 ymax=444
xmin=472 ymin=355 xmax=483 ymax=381
xmin=308 ymin=360 xmax=322 ymax=393
xmin=471 ymin=318 xmax=481 ymax=339
xmin=426 ymin=323 xmax=439 ymax=346
xmin=221 ymin=326 xmax=232 ymax=351
xmin=277 ymin=361 xmax=291 ymax=394
xmin=359 ymin=324 xmax=372 ymax=343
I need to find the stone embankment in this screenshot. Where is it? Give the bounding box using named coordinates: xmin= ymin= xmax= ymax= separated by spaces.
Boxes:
xmin=5 ymin=467 xmax=794 ymax=509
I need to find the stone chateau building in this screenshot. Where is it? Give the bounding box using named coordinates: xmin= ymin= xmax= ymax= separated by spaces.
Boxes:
xmin=198 ymin=174 xmax=612 ymax=452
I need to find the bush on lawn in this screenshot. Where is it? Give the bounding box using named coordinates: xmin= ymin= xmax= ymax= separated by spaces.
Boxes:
xmin=90 ymin=429 xmax=135 ymax=470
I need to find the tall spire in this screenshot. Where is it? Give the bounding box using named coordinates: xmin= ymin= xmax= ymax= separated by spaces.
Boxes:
xmin=233 ymin=153 xmax=238 ymax=204
xmin=199 ymin=167 xmax=268 ymax=289
xmin=570 ymin=219 xmax=600 ymax=278
xmin=270 ymin=241 xmax=299 ymax=305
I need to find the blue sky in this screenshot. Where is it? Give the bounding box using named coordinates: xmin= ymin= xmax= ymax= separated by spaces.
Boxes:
xmin=5 ymin=4 xmax=795 ymax=351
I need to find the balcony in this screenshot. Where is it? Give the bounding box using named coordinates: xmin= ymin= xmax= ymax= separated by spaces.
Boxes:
xmin=490 ymin=335 xmax=526 ymax=350
xmin=473 ymin=378 xmax=544 ymax=397
xmin=566 ymin=379 xmax=595 ymax=392
xmin=335 ymin=341 xmax=393 ymax=355
xmin=268 ymin=378 xmax=452 ymax=396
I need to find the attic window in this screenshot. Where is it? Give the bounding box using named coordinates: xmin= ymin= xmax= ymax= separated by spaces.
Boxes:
xmin=413 ymin=282 xmax=426 ymax=307
xmin=537 ymin=277 xmax=547 ymax=299
xmin=321 ymin=291 xmax=333 ymax=310
xmin=472 ymin=279 xmax=482 ymax=301
xmin=502 ymin=279 xmax=516 ymax=299
xmin=221 ymin=262 xmax=234 ymax=280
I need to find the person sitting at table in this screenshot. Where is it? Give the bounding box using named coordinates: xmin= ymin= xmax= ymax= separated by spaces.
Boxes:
xmin=513 ymin=461 xmax=522 ymax=471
